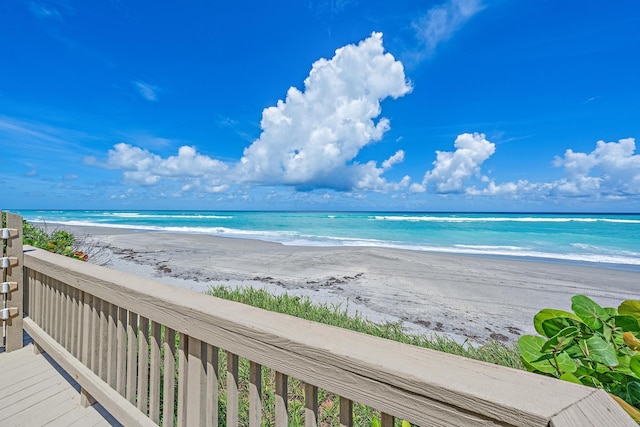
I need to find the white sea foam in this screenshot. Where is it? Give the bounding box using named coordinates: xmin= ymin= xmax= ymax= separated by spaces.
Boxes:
xmin=103 ymin=212 xmax=233 ymax=219
xmin=373 ymin=215 xmax=640 ymax=223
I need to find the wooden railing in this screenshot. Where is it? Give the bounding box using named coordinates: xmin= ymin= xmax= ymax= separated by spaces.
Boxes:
xmin=4 ymin=214 xmax=634 ymax=426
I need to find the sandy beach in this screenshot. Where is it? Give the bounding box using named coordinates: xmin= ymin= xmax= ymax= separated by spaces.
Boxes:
xmin=59 ymin=224 xmax=639 ymax=344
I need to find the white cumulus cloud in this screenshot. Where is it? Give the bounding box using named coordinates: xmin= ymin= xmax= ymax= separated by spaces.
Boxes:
xmin=104 ymin=143 xmax=227 ymax=186
xmin=236 ymin=32 xmax=412 ymax=191
xmin=414 ymin=132 xmax=495 ymax=193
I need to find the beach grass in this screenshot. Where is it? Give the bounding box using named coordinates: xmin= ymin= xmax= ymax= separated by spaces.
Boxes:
xmin=204 ymin=284 xmax=523 ymax=426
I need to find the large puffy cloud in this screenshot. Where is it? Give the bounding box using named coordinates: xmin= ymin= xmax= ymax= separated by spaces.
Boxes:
xmin=103 ymin=143 xmax=228 ymax=186
xmin=412 ymin=132 xmax=495 ymax=193
xmin=236 ymin=32 xmax=412 ymax=191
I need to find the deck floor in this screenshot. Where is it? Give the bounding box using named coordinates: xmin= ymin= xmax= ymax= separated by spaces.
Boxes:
xmin=0 ymin=343 xmax=121 ymax=426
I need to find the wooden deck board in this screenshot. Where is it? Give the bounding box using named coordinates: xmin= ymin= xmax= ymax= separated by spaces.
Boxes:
xmin=0 ymin=344 xmax=121 ymax=426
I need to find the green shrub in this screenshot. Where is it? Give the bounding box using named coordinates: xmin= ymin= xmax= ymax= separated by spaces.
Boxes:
xmin=518 ymin=295 xmax=640 ymax=422
xmin=22 ymin=220 xmax=88 ymax=261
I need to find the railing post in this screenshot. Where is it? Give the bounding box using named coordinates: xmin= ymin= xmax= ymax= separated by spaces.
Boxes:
xmin=2 ymin=211 xmax=24 ymax=352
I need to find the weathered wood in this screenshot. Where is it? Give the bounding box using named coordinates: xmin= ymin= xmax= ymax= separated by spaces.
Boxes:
xmin=149 ymin=321 xmax=162 ymax=423
xmin=186 ymin=336 xmax=207 ymax=426
xmin=107 ymin=301 xmax=118 ymax=388
xmin=206 ymin=344 xmax=218 ymax=427
xmin=126 ymin=310 xmax=138 ymax=404
xmin=70 ymin=285 xmax=80 ymax=359
xmin=23 ymin=248 xmax=636 ymax=426
xmin=275 ymin=371 xmax=288 ymax=427
xmin=340 ymin=397 xmax=352 ymax=427
xmin=64 ymin=282 xmax=72 ymax=351
xmin=90 ymin=295 xmax=100 ymax=374
xmin=116 ymin=306 xmax=127 ymax=396
xmin=304 ymin=383 xmax=318 ymax=427
xmin=227 ymin=351 xmax=239 ymax=427
xmin=249 ymin=361 xmax=262 ymax=427
xmin=550 ymin=389 xmax=636 ymax=427
xmin=137 ymin=315 xmax=150 ymax=414
xmin=81 ymin=291 xmax=91 ymax=367
xmin=98 ymin=298 xmax=109 ymax=381
xmin=23 ymin=317 xmax=157 ymax=426
xmin=177 ymin=332 xmax=188 ymax=427
xmin=163 ymin=327 xmax=176 ymax=427
xmin=4 ymin=212 xmax=23 ymax=352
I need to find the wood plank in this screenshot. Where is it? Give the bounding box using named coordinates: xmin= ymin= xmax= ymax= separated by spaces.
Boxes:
xmin=81 ymin=291 xmax=91 ymax=367
xmin=227 ymin=351 xmax=239 ymax=427
xmin=177 ymin=332 xmax=188 ymax=427
xmin=163 ymin=327 xmax=176 ymax=427
xmin=70 ymin=285 xmax=80 ymax=359
xmin=91 ymin=295 xmax=100 ymax=374
xmin=116 ymin=306 xmax=127 ymax=396
xmin=99 ymin=298 xmax=109 ymax=381
xmin=126 ymin=310 xmax=138 ymax=404
xmin=137 ymin=315 xmax=150 ymax=414
xmin=206 ymin=344 xmax=218 ymax=427
xmin=339 ymin=397 xmax=352 ymax=427
xmin=186 ymin=336 xmax=207 ymax=426
xmin=64 ymin=282 xmax=72 ymax=351
xmin=149 ymin=321 xmax=162 ymax=424
xmin=249 ymin=361 xmax=262 ymax=427
xmin=4 ymin=212 xmax=23 ymax=352
xmin=550 ymin=389 xmax=636 ymax=427
xmin=275 ymin=371 xmax=288 ymax=427
xmin=24 ymin=248 xmax=636 ymax=426
xmin=23 ymin=317 xmax=156 ymax=426
xmin=304 ymin=383 xmax=318 ymax=427
xmin=107 ymin=301 xmax=118 ymax=388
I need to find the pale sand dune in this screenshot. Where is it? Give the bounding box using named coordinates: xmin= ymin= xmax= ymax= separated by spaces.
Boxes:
xmin=61 ymin=224 xmax=639 ymax=343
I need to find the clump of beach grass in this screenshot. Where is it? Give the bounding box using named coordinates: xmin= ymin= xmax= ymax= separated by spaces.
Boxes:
xmin=207 ymin=284 xmax=523 ymax=368
xmin=204 ymin=284 xmax=523 ymax=426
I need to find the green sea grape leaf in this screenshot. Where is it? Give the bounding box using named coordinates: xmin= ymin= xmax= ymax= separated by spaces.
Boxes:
xmin=620 ymin=300 xmax=640 ymax=322
xmin=613 ymin=315 xmax=640 ymax=333
xmin=540 ymin=317 xmax=583 ymax=338
xmin=371 ymin=419 xmax=381 ymax=427
xmin=560 ymin=372 xmax=582 ymax=385
xmin=630 ymin=355 xmax=640 ymax=378
xmin=541 ymin=326 xmax=579 ymax=353
xmin=518 ymin=335 xmax=558 ymax=374
xmin=534 ymin=308 xmax=580 ymax=336
xmin=603 ymin=307 xmax=619 ymax=317
xmin=572 ymin=295 xmax=606 ymax=330
xmin=585 ymin=335 xmax=619 ymax=366
xmin=628 ymin=382 xmax=640 ymax=406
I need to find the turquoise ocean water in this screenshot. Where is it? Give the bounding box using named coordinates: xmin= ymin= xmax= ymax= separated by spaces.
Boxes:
xmin=17 ymin=210 xmax=640 ymax=270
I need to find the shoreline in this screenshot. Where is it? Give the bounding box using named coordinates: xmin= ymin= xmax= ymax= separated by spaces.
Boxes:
xmin=51 ymin=223 xmax=640 ymax=344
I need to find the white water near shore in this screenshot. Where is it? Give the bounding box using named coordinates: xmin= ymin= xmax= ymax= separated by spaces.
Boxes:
xmin=55 ymin=224 xmax=640 ymax=344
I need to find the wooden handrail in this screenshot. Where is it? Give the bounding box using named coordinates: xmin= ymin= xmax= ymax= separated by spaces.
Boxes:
xmin=22 ymin=245 xmax=635 ymax=426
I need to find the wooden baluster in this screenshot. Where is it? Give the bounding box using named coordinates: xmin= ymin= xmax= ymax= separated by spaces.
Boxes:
xmin=126 ymin=311 xmax=138 ymax=404
xmin=304 ymin=383 xmax=318 ymax=427
xmin=177 ymin=332 xmax=188 ymax=427
xmin=339 ymin=397 xmax=353 ymax=427
xmin=107 ymin=302 xmax=118 ymax=388
xmin=162 ymin=327 xmax=176 ymax=427
xmin=186 ymin=336 xmax=206 ymax=426
xmin=381 ymin=413 xmax=394 ymax=427
xmin=137 ymin=316 xmax=150 ymax=414
xmin=206 ymin=344 xmax=218 ymax=427
xmin=275 ymin=371 xmax=288 ymax=427
xmin=116 ymin=306 xmax=127 ymax=396
xmin=149 ymin=321 xmax=162 ymax=423
xmin=226 ymin=351 xmax=239 ymax=427
xmin=249 ymin=361 xmax=262 ymax=427
xmin=98 ymin=298 xmax=108 ymax=381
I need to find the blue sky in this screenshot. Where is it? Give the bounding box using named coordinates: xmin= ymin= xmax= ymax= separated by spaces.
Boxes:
xmin=2 ymin=0 xmax=639 ymax=212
